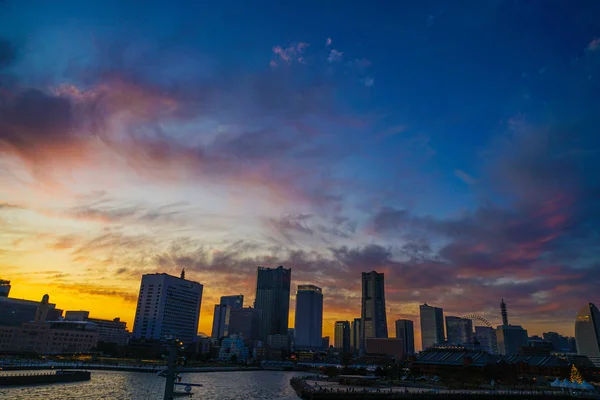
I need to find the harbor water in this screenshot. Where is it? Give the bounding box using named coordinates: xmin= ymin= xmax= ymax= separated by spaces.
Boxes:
xmin=0 ymin=370 xmax=307 ymax=399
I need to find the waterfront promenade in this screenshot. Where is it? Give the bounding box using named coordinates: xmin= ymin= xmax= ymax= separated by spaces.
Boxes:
xmin=291 ymin=377 xmax=600 ymax=400
xmin=0 ymin=360 xmax=260 ymax=373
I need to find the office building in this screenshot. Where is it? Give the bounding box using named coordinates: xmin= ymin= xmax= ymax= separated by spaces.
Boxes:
xmin=446 ymin=316 xmax=473 ymax=346
xmin=351 ymin=318 xmax=362 ymax=352
xmin=361 ymin=271 xmax=388 ymax=350
xmin=365 ymin=338 xmax=404 ymax=361
xmin=0 ymin=292 xmax=63 ymax=327
xmin=294 ymin=285 xmax=323 ymax=350
xmin=220 ymin=295 xmax=244 ymax=309
xmin=420 ymin=304 xmax=445 ymax=350
xmin=575 ymin=303 xmax=600 ymax=367
xmin=228 ymin=307 xmax=262 ymax=342
xmin=211 ymin=295 xmax=244 ymax=339
xmin=395 ymin=319 xmax=415 ymax=355
xmin=254 ymin=266 xmax=291 ymax=339
xmin=495 ymin=299 xmax=528 ymax=356
xmin=211 ymin=305 xmax=230 ymax=339
xmin=543 ymin=331 xmax=575 ymax=352
xmin=0 ymin=296 xmax=98 ymax=354
xmin=132 ymin=270 xmax=203 ymax=344
xmin=65 ymin=311 xmax=129 ymax=345
xmin=475 ymin=326 xmax=497 ymax=354
xmin=322 ymin=336 xmax=330 ymax=349
xmin=334 ymin=320 xmax=351 ymax=353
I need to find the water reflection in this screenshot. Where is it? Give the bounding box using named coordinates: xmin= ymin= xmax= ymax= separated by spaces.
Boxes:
xmin=0 ymin=370 xmax=307 ymax=400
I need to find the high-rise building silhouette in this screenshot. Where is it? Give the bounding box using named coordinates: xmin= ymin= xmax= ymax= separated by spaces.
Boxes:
xmin=211 ymin=305 xmax=230 ymax=339
xmin=446 ymin=316 xmax=473 ymax=346
xmin=294 ymin=284 xmax=323 ymax=350
xmin=254 ymin=266 xmax=291 ymax=339
xmin=132 ymin=271 xmax=203 ymax=344
xmin=211 ymin=295 xmax=244 ymax=339
xmin=228 ymin=307 xmax=262 ymax=342
xmin=395 ymin=319 xmax=415 ymax=355
xmin=220 ymin=295 xmax=244 ymax=309
xmin=575 ymin=303 xmax=600 ymax=367
xmin=495 ymin=299 xmax=528 ymax=356
xmin=351 ymin=318 xmax=362 ymax=353
xmin=361 ymin=271 xmax=388 ymax=350
xmin=475 ymin=326 xmax=497 ymax=354
xmin=334 ymin=320 xmax=351 ymax=353
xmin=420 ymin=304 xmax=444 ymax=350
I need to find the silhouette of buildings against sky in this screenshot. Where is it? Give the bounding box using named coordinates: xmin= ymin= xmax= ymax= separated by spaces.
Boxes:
xmin=360 ymin=271 xmax=388 ymax=351
xmin=211 ymin=294 xmax=244 ymax=339
xmin=395 ymin=319 xmax=415 ymax=355
xmin=420 ymin=303 xmax=445 ymax=350
xmin=1 ymin=271 xmax=593 ymax=364
xmin=334 ymin=320 xmax=351 ymax=353
xmin=575 ymin=302 xmax=600 ymax=367
xmin=495 ymin=299 xmax=529 ymax=356
xmin=132 ymin=270 xmax=203 ymax=344
xmin=294 ymin=284 xmax=323 ymax=350
xmin=254 ymin=266 xmax=291 ymax=340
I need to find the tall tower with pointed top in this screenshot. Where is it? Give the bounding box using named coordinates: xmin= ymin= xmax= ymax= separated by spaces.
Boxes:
xmin=501 ymin=298 xmax=508 ymax=326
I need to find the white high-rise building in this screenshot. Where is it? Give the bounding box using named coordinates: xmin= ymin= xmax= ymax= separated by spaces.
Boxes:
xmin=132 ymin=270 xmax=203 ymax=344
xmin=575 ymin=302 xmax=600 ymax=367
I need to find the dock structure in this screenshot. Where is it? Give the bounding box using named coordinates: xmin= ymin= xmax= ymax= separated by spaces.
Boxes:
xmin=290 ymin=377 xmax=600 ymax=399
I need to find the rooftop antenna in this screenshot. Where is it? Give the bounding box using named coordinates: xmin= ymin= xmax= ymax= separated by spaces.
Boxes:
xmin=180 ymin=268 xmax=185 ymax=280
xmin=500 ymin=298 xmax=508 ymax=326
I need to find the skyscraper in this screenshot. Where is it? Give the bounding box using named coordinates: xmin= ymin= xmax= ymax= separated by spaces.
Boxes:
xmin=475 ymin=326 xmax=497 ymax=354
xmin=254 ymin=266 xmax=291 ymax=339
xmin=220 ymin=295 xmax=244 ymax=309
xmin=495 ymin=299 xmax=528 ymax=356
xmin=575 ymin=303 xmax=600 ymax=366
xmin=228 ymin=307 xmax=262 ymax=342
xmin=334 ymin=320 xmax=351 ymax=353
xmin=132 ymin=271 xmax=203 ymax=344
xmin=445 ymin=316 xmax=473 ymax=346
xmin=395 ymin=319 xmax=415 ymax=355
xmin=351 ymin=318 xmax=362 ymax=353
xmin=294 ymin=284 xmax=323 ymax=350
xmin=211 ymin=295 xmax=244 ymax=339
xmin=420 ymin=304 xmax=444 ymax=350
xmin=211 ymin=305 xmax=230 ymax=339
xmin=361 ymin=271 xmax=388 ymax=350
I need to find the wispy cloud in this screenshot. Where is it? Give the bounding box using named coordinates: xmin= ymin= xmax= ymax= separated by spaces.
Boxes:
xmin=327 ymin=49 xmax=343 ymax=63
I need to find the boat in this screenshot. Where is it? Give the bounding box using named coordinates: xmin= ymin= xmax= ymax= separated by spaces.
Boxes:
xmin=0 ymin=370 xmax=91 ymax=386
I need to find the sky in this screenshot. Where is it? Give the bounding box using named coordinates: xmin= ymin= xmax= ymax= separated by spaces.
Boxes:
xmin=1 ymin=0 xmax=599 ymax=349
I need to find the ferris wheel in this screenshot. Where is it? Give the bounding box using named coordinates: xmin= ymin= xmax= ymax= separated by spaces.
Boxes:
xmin=461 ymin=314 xmax=498 ymax=354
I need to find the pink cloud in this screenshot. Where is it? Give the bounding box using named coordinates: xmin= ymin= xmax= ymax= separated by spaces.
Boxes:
xmin=328 ymin=49 xmax=343 ymax=63
xmin=587 ymin=38 xmax=600 ymax=52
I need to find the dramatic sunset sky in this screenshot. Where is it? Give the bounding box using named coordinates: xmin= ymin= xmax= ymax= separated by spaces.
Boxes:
xmin=1 ymin=1 xmax=599 ymax=348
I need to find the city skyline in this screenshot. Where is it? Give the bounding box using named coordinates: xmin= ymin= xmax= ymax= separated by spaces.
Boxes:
xmin=1 ymin=1 xmax=600 ymax=349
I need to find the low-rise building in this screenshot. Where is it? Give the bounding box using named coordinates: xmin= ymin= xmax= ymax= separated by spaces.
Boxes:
xmin=65 ymin=311 xmax=129 ymax=345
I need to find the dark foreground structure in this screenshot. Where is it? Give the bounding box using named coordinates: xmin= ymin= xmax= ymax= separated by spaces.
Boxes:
xmin=0 ymin=370 xmax=91 ymax=386
xmin=290 ymin=378 xmax=600 ymax=399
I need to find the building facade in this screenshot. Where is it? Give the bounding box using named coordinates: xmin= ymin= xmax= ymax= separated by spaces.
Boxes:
xmin=0 ymin=294 xmax=62 ymax=327
xmin=254 ymin=266 xmax=291 ymax=339
xmin=294 ymin=284 xmax=323 ymax=350
xmin=361 ymin=271 xmax=388 ymax=351
xmin=334 ymin=320 xmax=351 ymax=353
xmin=496 ymin=325 xmax=528 ymax=356
xmin=365 ymin=338 xmax=404 ymax=361
xmin=220 ymin=295 xmax=244 ymax=309
xmin=420 ymin=304 xmax=445 ymax=350
xmin=446 ymin=316 xmax=473 ymax=346
xmin=211 ymin=305 xmax=230 ymax=339
xmin=132 ymin=271 xmax=203 ymax=344
xmin=65 ymin=311 xmax=129 ymax=345
xmin=395 ymin=319 xmax=415 ymax=355
xmin=475 ymin=326 xmax=497 ymax=354
xmin=575 ymin=302 xmax=600 ymax=366
xmin=351 ymin=318 xmax=362 ymax=353
xmin=228 ymin=307 xmax=261 ymax=342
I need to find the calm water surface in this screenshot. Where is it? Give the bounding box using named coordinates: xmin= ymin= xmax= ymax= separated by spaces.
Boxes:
xmin=0 ymin=370 xmax=307 ymax=399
